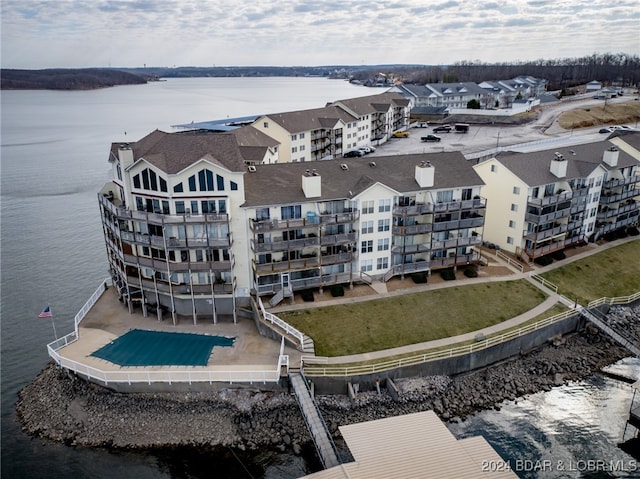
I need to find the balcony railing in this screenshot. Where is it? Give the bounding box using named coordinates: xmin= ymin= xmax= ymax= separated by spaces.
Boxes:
xmin=99 ymin=194 xmax=229 ymax=225
xmin=123 ymin=253 xmax=233 ymax=273
xmin=433 ymin=198 xmax=486 ymax=213
xmin=393 ymin=203 xmax=434 ymax=216
xmin=432 ymin=216 xmax=484 ymax=231
xmin=602 ymin=174 xmax=640 ymax=190
xmin=127 ymin=276 xmax=236 ymax=295
xmin=523 ymin=223 xmax=568 ymax=241
xmin=600 ymin=187 xmax=640 ymax=204
xmin=252 ymin=236 xmax=319 ymax=253
xmin=527 ymin=190 xmax=573 ymax=207
xmin=525 ymin=237 xmax=582 ymax=258
xmin=392 ymin=223 xmax=433 ymax=235
xmin=319 ymin=232 xmax=357 ymax=246
xmin=525 ymin=208 xmax=571 ymax=224
xmin=120 ymin=231 xmax=231 ymax=249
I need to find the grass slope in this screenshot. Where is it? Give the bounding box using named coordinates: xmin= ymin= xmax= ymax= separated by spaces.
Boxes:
xmin=539 ymin=241 xmax=640 ymax=305
xmin=558 ymin=102 xmax=640 ymax=129
xmin=282 ymin=280 xmax=546 ymax=357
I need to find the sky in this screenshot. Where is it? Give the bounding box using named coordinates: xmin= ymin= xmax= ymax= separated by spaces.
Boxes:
xmin=1 ymin=0 xmax=639 ymax=69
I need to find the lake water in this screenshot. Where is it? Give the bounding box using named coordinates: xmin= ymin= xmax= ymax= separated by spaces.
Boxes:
xmin=1 ymin=77 xmax=639 ymax=478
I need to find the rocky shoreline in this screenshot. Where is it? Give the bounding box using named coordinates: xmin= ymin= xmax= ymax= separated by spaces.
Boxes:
xmin=16 ymin=304 xmax=640 ymax=456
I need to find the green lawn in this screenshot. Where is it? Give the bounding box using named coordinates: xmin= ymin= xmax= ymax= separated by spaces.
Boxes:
xmin=281 ymin=280 xmax=547 ymax=356
xmin=539 ymin=241 xmax=640 ymax=305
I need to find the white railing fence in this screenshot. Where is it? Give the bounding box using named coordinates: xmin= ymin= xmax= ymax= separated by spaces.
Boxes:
xmin=587 ymin=291 xmax=640 ymax=309
xmin=496 ymin=250 xmax=525 ymax=273
xmin=258 ymin=297 xmax=305 ymax=349
xmin=530 ymin=273 xmax=559 ymax=293
xmin=74 ymin=278 xmax=112 ymax=331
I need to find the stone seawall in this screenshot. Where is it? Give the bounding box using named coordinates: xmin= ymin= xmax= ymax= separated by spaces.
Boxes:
xmin=15 ymin=304 xmax=639 ymax=455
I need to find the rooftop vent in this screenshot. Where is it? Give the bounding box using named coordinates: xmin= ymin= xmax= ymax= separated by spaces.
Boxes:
xmin=248 ymin=165 xmax=257 ymax=172
xmin=369 ymin=161 xmax=377 ymax=167
xmin=305 ymin=169 xmax=311 ymax=176
xmin=348 ymin=190 xmax=353 ymax=197
xmin=609 ymin=145 xmax=618 ymax=152
xmin=569 ymin=150 xmax=576 ymax=155
xmin=554 ymin=152 xmax=565 ymax=161
xmin=312 ymin=169 xmax=319 ymax=176
xmin=340 ymin=164 xmax=349 ymax=170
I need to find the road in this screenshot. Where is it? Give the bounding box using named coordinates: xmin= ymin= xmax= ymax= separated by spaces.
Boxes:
xmin=368 ymin=95 xmax=638 ymax=159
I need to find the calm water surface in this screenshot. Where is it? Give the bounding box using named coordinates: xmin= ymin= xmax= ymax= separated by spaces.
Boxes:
xmin=1 ymin=77 xmax=639 ymax=478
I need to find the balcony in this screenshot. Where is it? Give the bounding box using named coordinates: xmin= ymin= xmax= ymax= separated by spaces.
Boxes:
xmin=527 ymin=190 xmax=573 ymax=207
xmin=253 ymin=256 xmax=320 ymax=274
xmin=320 ymin=232 xmax=357 ymax=246
xmin=393 ymin=203 xmax=434 ymax=216
xmin=252 ymin=235 xmax=320 ymax=253
xmin=432 ymin=216 xmax=484 ymax=232
xmin=600 ymin=187 xmax=640 ymax=204
xmin=392 ymin=223 xmax=433 ymax=235
xmin=433 ymin=198 xmax=486 ymax=213
xmin=123 ymin=253 xmax=233 ymax=273
xmin=523 ymin=223 xmax=568 ymax=241
xmin=525 ymin=237 xmax=582 ymax=259
xmin=126 ymin=276 xmax=236 ymax=296
xmin=525 ymin=208 xmax=571 ymax=224
xmin=318 ymin=210 xmax=359 ymax=225
xmin=602 ymin=174 xmax=640 ymax=190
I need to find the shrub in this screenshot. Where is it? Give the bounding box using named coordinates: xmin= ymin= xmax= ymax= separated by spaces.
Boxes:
xmin=411 ymin=272 xmax=428 ymax=284
xmin=603 ymin=231 xmax=618 ymax=242
xmin=301 ymin=290 xmax=315 ymax=302
xmin=616 ymin=227 xmax=628 ymax=239
xmin=440 ymin=268 xmax=456 ymax=281
xmin=551 ymin=250 xmax=566 ymax=261
xmin=464 ymin=267 xmax=478 ymax=278
xmin=330 ymin=285 xmax=344 ymax=297
xmin=628 ymin=226 xmax=639 ymax=236
xmin=534 ymin=255 xmax=553 ymax=266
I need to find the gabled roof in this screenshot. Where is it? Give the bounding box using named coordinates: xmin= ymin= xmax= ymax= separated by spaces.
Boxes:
xmin=113 ymin=130 xmax=247 ymax=174
xmin=424 ymin=82 xmax=486 ymax=98
xmin=242 ymin=151 xmax=484 ymax=207
xmin=260 ymin=105 xmax=357 ymax=134
xmin=493 ymin=136 xmax=639 ymax=186
xmin=330 ymin=91 xmax=410 ymax=116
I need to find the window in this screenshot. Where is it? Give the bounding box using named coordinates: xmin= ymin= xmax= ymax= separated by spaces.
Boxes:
xmin=361 ymin=259 xmax=373 ymax=272
xmin=173 ymin=183 xmax=183 ymax=193
xmin=218 ymin=199 xmax=227 ymax=213
xmin=508 ymin=220 xmax=516 ymax=228
xmin=190 ymin=201 xmax=199 ymax=214
xmin=263 ymin=122 xmax=269 ymax=128
xmin=377 ymin=238 xmax=389 ymax=251
xmin=511 ymin=204 xmax=518 ymax=212
xmin=291 ymin=134 xmax=297 ymax=141
xmin=513 ymin=186 xmax=520 ymax=195
xmin=507 ymin=236 xmax=514 ymax=245
xmin=437 ymin=190 xmax=454 ymax=203
xmin=175 ymin=201 xmax=185 ymax=214
xmin=201 ymin=200 xmax=217 ymax=214
xmin=491 ymin=165 xmax=497 ymax=172
xmin=361 ymin=240 xmax=373 ymax=253
xmin=188 ymin=175 xmax=197 ymax=192
xmin=378 ymin=199 xmax=391 ymax=212
xmin=378 ymin=219 xmax=390 ymax=232
xmin=256 ymin=208 xmax=270 ymax=221
xmin=362 ymin=200 xmax=374 ymax=214
xmin=216 ymin=174 xmax=225 ymax=191
xmin=291 ymin=146 xmax=298 ymax=153
xmin=230 ymin=181 xmax=238 ymax=191
xmin=361 ymin=220 xmax=374 ymax=234
xmin=299 ymin=132 xmax=305 ymax=139
xmin=132 ymin=168 xmax=167 ymax=192
xmin=377 ymin=257 xmax=389 ymax=270
xmin=281 ymin=205 xmax=302 ymax=219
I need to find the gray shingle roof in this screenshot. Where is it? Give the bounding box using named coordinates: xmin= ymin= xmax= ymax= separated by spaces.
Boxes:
xmin=242 ymin=151 xmax=484 ymax=207
xmin=495 ymin=136 xmax=639 ymax=186
xmin=119 ymin=130 xmax=247 ymax=174
xmin=261 ymin=105 xmax=358 ymax=133
xmin=331 ymin=92 xmax=410 ymax=116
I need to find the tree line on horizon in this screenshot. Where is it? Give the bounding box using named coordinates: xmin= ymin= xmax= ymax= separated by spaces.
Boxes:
xmin=1 ymin=53 xmax=638 ymax=91
xmin=350 ymin=52 xmax=640 ymax=90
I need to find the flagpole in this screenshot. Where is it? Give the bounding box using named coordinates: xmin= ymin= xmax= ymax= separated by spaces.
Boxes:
xmin=51 ymin=311 xmax=58 ymax=341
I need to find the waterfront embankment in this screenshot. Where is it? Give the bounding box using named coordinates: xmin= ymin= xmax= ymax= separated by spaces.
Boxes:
xmin=16 ymin=304 xmax=639 ymax=455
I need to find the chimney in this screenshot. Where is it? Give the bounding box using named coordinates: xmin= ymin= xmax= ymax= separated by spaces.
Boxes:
xmin=603 ymin=145 xmax=619 ymax=167
xmin=550 ymin=152 xmax=567 ymax=178
xmin=302 ymin=169 xmax=321 ymax=198
xmin=118 ymin=143 xmax=134 ymax=169
xmin=415 ymin=161 xmax=434 ymax=188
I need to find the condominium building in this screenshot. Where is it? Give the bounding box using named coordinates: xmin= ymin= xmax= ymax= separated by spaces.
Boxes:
xmin=473 ymin=133 xmax=640 ymax=262
xmin=251 ymin=92 xmax=411 ymax=162
xmin=98 ymin=128 xmax=486 ymax=323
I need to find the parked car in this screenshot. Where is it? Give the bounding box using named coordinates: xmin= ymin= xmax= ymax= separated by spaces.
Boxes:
xmin=344 ymin=150 xmax=365 ymax=158
xmin=432 ymin=125 xmax=452 ymax=133
xmin=599 ymin=127 xmax=613 ymax=133
xmin=421 ymin=134 xmax=441 ymax=142
xmin=416 ymin=122 xmax=429 ymax=128
xmin=358 ymin=145 xmax=376 ymax=154
xmin=392 ymin=131 xmax=410 ymax=138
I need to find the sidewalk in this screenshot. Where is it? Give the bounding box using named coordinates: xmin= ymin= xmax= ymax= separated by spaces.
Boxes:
xmin=274 ymin=237 xmax=638 ymax=364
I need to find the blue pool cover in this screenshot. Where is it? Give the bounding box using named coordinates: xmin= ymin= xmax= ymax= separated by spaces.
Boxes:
xmin=90 ymin=329 xmax=235 ymax=366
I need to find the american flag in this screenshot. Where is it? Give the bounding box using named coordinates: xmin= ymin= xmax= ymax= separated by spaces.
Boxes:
xmin=38 ymin=306 xmax=52 ymax=318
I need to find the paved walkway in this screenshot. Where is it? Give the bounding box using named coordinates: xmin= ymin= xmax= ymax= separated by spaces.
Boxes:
xmin=276 ymin=237 xmax=639 ymax=365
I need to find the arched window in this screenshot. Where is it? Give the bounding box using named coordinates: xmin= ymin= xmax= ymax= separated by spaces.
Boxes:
xmin=132 ymin=168 xmax=167 ymax=192
xmin=186 ymin=169 xmax=225 ymax=192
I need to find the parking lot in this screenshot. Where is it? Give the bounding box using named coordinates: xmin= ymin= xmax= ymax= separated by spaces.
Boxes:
xmin=365 ymin=95 xmax=636 ymax=159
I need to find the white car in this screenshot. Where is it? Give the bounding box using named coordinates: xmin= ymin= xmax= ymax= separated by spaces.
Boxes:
xmin=358 ymin=145 xmax=376 ymax=154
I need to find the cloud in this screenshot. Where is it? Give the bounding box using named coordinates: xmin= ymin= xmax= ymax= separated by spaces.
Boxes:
xmin=1 ymin=0 xmax=637 ymax=69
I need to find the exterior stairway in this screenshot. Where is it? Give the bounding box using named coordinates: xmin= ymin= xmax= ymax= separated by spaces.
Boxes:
xmin=289 ymin=372 xmax=340 ymax=469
